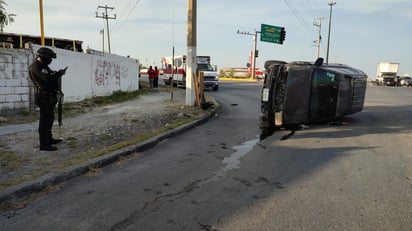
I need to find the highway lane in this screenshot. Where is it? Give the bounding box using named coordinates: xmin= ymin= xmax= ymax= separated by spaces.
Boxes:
xmin=1 ymin=83 xmax=412 ymax=230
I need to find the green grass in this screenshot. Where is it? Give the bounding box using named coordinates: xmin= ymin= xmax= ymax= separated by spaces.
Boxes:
xmin=63 ymin=88 xmax=151 ymax=115
xmin=0 ymin=152 xmax=30 ymax=175
xmin=1 ymin=82 xmax=153 ymax=125
xmin=70 ymin=115 xmax=197 ymax=161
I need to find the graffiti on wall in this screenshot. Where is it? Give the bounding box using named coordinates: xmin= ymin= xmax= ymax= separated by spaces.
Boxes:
xmin=94 ymin=59 xmax=121 ymax=86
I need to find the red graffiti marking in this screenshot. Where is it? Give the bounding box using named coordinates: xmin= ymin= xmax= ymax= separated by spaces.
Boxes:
xmin=94 ymin=59 xmax=122 ymax=86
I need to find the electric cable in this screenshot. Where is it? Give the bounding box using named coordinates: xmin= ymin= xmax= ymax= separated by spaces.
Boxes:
xmin=112 ymin=0 xmax=141 ymax=32
xmin=284 ymin=0 xmax=316 ymax=35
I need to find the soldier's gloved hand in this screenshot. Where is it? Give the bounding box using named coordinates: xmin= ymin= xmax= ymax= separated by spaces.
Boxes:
xmin=58 ymin=66 xmax=68 ymax=76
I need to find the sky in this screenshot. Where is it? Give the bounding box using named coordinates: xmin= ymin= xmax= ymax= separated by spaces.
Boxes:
xmin=3 ymin=0 xmax=412 ymax=79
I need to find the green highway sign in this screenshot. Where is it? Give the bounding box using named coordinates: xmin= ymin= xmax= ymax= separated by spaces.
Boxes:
xmin=260 ymin=24 xmax=285 ymax=44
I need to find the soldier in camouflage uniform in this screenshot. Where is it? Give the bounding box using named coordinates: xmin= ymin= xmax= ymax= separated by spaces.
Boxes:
xmin=29 ymin=47 xmax=67 ymax=151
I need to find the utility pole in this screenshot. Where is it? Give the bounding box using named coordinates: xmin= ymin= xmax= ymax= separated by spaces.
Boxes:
xmin=186 ymin=0 xmax=196 ymax=106
xmin=96 ymin=5 xmax=116 ymax=54
xmin=252 ymin=31 xmax=258 ymax=79
xmin=236 ymin=30 xmax=259 ymax=79
xmin=326 ymin=2 xmax=336 ymax=64
xmin=38 ymin=0 xmax=45 ymax=45
xmin=100 ymin=29 xmax=104 ymax=53
xmin=313 ymin=17 xmax=324 ymax=58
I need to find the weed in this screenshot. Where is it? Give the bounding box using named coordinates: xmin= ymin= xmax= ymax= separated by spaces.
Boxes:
xmin=86 ymin=166 xmax=102 ymax=176
xmin=0 ymin=185 xmax=61 ymax=212
xmin=0 ymin=152 xmax=29 ymax=175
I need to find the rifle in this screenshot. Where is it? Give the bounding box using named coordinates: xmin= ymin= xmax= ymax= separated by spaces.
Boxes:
xmin=56 ymin=66 xmax=68 ymax=127
xmin=57 ymin=90 xmax=64 ymax=126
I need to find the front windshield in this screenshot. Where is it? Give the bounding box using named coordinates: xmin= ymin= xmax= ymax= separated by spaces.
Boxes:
xmin=197 ymin=63 xmax=214 ymax=71
xmin=175 ymin=58 xmax=183 ymax=68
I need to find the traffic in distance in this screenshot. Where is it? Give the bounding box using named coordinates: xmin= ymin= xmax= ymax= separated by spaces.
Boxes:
xmin=161 ymin=55 xmax=219 ymax=91
xmin=374 ymin=62 xmax=411 ymax=87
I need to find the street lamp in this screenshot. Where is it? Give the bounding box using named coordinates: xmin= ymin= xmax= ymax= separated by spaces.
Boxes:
xmin=326 ymin=2 xmax=336 ymax=64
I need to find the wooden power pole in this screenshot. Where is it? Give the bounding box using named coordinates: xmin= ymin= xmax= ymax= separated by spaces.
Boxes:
xmin=96 ymin=5 xmax=116 ymax=54
xmin=186 ymin=0 xmax=197 ymax=105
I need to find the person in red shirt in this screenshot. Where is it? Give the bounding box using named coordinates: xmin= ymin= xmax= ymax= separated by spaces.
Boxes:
xmin=147 ymin=66 xmax=155 ymax=89
xmin=154 ymin=66 xmax=160 ymax=88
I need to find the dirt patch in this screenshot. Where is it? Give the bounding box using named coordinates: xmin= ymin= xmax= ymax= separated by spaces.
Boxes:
xmin=0 ymin=86 xmax=212 ymax=191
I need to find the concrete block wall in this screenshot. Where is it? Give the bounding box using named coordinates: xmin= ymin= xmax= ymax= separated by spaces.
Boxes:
xmin=0 ymin=48 xmax=32 ymax=116
xmin=0 ymin=45 xmax=139 ymax=116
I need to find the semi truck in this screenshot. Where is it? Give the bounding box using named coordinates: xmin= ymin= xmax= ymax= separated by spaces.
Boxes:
xmin=0 ymin=32 xmax=83 ymax=52
xmin=161 ymin=55 xmax=219 ymax=91
xmin=376 ymin=62 xmax=399 ymax=86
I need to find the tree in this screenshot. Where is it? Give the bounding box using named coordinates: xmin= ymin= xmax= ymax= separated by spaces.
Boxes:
xmin=0 ymin=0 xmax=7 ymax=32
xmin=0 ymin=0 xmax=15 ymax=33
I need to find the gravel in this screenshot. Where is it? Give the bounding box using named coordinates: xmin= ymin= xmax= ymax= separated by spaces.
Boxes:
xmin=0 ymin=87 xmax=210 ymax=192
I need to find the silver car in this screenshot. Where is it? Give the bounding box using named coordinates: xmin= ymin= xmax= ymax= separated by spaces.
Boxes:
xmin=400 ymin=76 xmax=412 ymax=86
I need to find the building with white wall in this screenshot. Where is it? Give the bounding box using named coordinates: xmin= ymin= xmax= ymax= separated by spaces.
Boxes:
xmin=0 ymin=45 xmax=139 ymax=116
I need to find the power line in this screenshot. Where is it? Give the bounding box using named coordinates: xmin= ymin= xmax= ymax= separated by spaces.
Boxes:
xmin=118 ymin=0 xmax=135 ymax=18
xmin=283 ymin=0 xmax=315 ymax=35
xmin=113 ymin=0 xmax=141 ymax=31
xmin=299 ymin=0 xmax=317 ymax=19
xmin=124 ymin=0 xmax=141 ymax=21
xmin=305 ymin=0 xmax=323 ymax=16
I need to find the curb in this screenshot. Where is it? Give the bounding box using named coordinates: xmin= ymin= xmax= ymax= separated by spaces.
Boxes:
xmin=0 ymin=104 xmax=219 ymax=204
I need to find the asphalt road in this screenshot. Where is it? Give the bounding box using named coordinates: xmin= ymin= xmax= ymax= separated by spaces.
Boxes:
xmin=1 ymin=83 xmax=412 ymax=231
